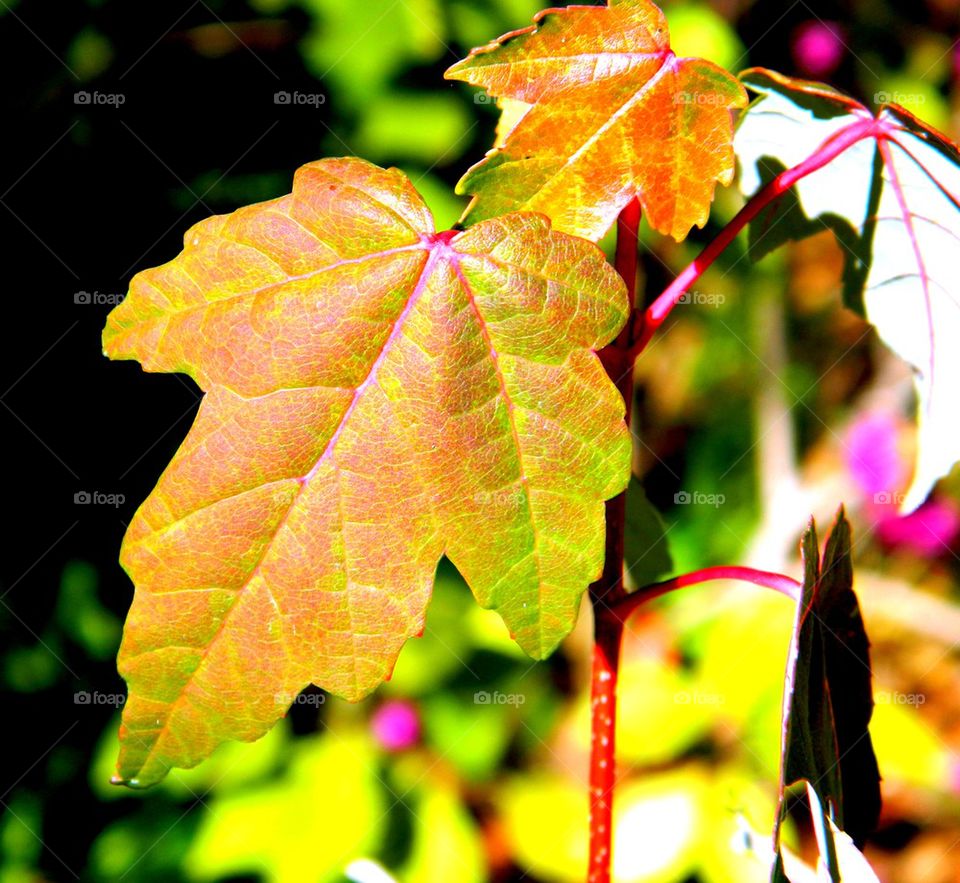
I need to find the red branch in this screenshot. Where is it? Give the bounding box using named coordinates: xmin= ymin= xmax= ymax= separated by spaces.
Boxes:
xmin=604 ymin=565 xmax=801 ymax=627
xmin=584 ymin=113 xmax=870 ymax=879
xmin=587 ymin=196 xmax=641 ymax=883
xmin=633 ymin=117 xmax=878 ymax=354
xmin=585 ymin=567 xmax=798 ymax=883
xmin=588 ymin=615 xmax=622 ymax=883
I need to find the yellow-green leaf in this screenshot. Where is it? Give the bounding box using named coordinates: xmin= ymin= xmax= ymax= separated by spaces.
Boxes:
xmin=104 ymin=157 xmax=631 ymax=786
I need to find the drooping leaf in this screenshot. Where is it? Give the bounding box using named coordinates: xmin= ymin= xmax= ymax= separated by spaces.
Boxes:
xmin=772 ymin=509 xmax=880 ymax=880
xmin=736 ymin=68 xmax=960 ymax=511
xmin=104 ymin=157 xmax=631 ymax=786
xmin=445 ymin=0 xmax=747 ymax=242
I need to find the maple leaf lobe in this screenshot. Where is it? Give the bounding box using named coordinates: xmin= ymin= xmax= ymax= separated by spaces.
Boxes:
xmin=105 ymin=157 xmax=631 ymax=786
xmin=445 ymin=0 xmax=747 ymax=242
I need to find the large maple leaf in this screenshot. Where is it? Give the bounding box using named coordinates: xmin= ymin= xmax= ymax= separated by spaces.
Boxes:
xmin=736 ymin=68 xmax=960 ymax=511
xmin=104 ymin=157 xmax=631 ymax=786
xmin=445 ymin=0 xmax=747 ymax=242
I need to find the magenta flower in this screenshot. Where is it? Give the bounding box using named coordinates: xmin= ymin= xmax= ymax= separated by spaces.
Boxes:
xmin=792 ymin=21 xmax=846 ymax=79
xmin=846 ymin=411 xmax=908 ymax=501
xmin=876 ymin=500 xmax=960 ymax=557
xmin=846 ymin=411 xmax=959 ymax=556
xmin=371 ymin=700 xmax=421 ymax=752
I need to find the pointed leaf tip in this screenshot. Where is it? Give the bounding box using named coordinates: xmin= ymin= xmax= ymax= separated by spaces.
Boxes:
xmin=774 ymin=508 xmax=880 ymax=872
xmin=447 ymin=0 xmax=746 ymax=242
xmin=105 ymin=157 xmax=632 ymax=785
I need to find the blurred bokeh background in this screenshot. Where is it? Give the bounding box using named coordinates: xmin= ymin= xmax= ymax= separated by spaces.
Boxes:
xmin=2 ymin=0 xmax=960 ymax=880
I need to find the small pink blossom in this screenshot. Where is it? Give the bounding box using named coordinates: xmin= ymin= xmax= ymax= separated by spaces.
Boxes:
xmin=846 ymin=411 xmax=959 ymax=556
xmin=845 ymin=411 xmax=908 ymax=500
xmin=792 ymin=21 xmax=845 ymax=79
xmin=371 ymin=700 xmax=420 ymax=751
xmin=876 ymin=500 xmax=960 ymax=556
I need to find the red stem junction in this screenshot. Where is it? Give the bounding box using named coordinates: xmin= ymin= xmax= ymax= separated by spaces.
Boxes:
xmin=585 ymin=115 xmax=876 ymax=883
xmin=633 ymin=118 xmax=878 ymax=354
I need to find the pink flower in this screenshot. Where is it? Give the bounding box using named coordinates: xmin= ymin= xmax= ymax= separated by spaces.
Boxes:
xmin=846 ymin=411 xmax=959 ymax=556
xmin=846 ymin=412 xmax=908 ymax=500
xmin=876 ymin=500 xmax=960 ymax=557
xmin=791 ymin=21 xmax=845 ymax=79
xmin=371 ymin=700 xmax=420 ymax=751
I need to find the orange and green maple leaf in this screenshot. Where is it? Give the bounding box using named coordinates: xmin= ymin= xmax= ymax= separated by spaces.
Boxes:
xmin=104 ymin=157 xmax=631 ymax=786
xmin=445 ymin=0 xmax=748 ymax=242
